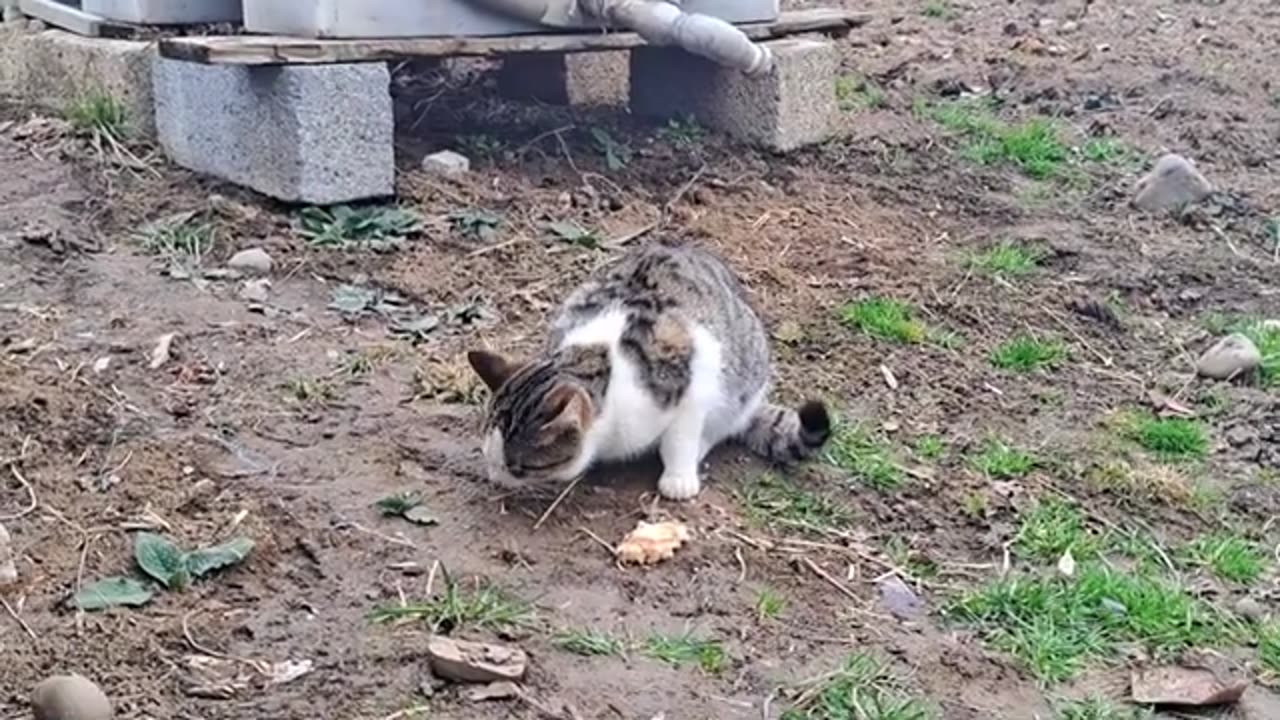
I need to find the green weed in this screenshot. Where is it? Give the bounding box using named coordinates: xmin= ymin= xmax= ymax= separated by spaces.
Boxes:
xmin=642 ymin=633 xmax=726 ymax=673
xmin=66 ymin=92 xmax=129 ymax=140
xmin=1181 ymin=534 xmax=1267 ymax=584
xmin=1125 ymin=416 xmax=1209 ymax=461
xmin=968 ymin=241 xmax=1043 ymax=277
xmin=299 ymin=205 xmax=422 ymax=251
xmin=835 ymin=74 xmax=888 ymax=111
xmin=657 ymin=114 xmax=706 ymax=146
xmin=1015 ymin=498 xmax=1095 ymax=562
xmin=589 ymin=127 xmax=633 ymax=171
xmin=970 ymin=439 xmax=1037 ymax=479
xmin=756 ymin=587 xmax=788 ymax=620
xmin=456 ymin=133 xmax=505 ymax=160
xmin=368 ymin=573 xmax=532 ymax=633
xmin=738 ymin=473 xmax=855 ymax=532
xmin=449 ymin=208 xmax=503 ymax=242
xmin=914 ymin=435 xmax=946 ymax=461
xmin=554 ymin=628 xmax=626 ymax=657
xmin=1056 ymin=697 xmax=1148 ymax=720
xmin=137 ymin=214 xmax=217 ymax=271
xmin=825 ymin=424 xmax=905 ymax=491
xmin=780 ymin=654 xmax=934 ymax=720
xmin=922 ymin=0 xmax=951 ymax=19
xmin=1260 ymin=623 xmax=1280 ymax=676
xmin=839 ymin=297 xmax=927 ymax=344
xmin=923 ymin=99 xmax=1068 ymax=179
xmin=991 ymin=335 xmax=1068 ymax=372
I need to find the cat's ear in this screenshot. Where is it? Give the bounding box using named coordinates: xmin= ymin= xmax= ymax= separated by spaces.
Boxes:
xmin=541 ymin=384 xmax=592 ymax=434
xmin=467 ymin=350 xmax=519 ymax=391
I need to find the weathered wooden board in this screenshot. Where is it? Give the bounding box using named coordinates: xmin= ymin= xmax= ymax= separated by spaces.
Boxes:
xmin=158 ymin=8 xmax=870 ymax=65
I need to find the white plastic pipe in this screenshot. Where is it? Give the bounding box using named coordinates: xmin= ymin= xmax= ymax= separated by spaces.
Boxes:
xmin=469 ymin=0 xmax=774 ymax=76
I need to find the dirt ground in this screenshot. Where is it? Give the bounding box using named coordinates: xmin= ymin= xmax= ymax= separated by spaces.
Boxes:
xmin=2 ymin=1 xmax=1280 ymax=718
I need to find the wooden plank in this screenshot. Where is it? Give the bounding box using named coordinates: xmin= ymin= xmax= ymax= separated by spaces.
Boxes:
xmin=158 ymin=8 xmax=870 ymax=65
xmin=17 ymin=0 xmax=137 ymax=38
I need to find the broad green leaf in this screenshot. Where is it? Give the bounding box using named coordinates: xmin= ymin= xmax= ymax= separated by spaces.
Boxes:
xmin=185 ymin=537 xmax=254 ymax=579
xmin=134 ymin=532 xmax=187 ymax=590
xmin=72 ymin=576 xmax=154 ymax=611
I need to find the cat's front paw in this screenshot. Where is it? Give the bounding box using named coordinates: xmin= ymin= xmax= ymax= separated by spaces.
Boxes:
xmin=658 ymin=471 xmax=702 ymax=501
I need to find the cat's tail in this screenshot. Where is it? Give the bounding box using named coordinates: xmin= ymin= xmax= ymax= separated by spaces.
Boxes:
xmin=739 ymin=400 xmax=832 ymax=464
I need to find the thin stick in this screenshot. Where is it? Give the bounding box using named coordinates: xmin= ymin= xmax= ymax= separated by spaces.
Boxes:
xmin=378 ymin=704 xmax=430 ymax=720
xmin=1041 ymin=303 xmax=1113 ymax=367
xmin=533 ymin=475 xmax=583 ymax=530
xmin=424 ymin=559 xmax=440 ymax=598
xmin=0 ymin=464 xmax=37 ymax=521
xmin=1 ymin=597 xmax=37 ymax=640
xmin=577 ymin=526 xmax=616 ymax=556
xmin=801 ymin=557 xmax=862 ymax=603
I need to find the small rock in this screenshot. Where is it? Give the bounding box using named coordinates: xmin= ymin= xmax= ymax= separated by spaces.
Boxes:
xmin=239 ymin=278 xmax=271 ymax=304
xmin=1131 ymin=666 xmax=1248 ymax=706
xmin=465 ymin=681 xmax=521 ymax=702
xmin=227 ymin=248 xmax=273 ymax=275
xmin=877 ymin=575 xmax=924 ymax=620
xmin=1059 ymin=20 xmax=1079 ymax=34
xmin=1133 ymin=153 xmax=1213 ymax=212
xmin=1196 ymin=333 xmax=1261 ymax=380
xmin=1234 ymin=597 xmax=1267 ymax=623
xmin=0 ymin=522 xmax=17 ymax=587
xmin=31 ymin=675 xmax=112 ymax=720
xmin=426 ymin=636 xmax=527 ymax=684
xmin=421 ymin=150 xmax=471 ymax=178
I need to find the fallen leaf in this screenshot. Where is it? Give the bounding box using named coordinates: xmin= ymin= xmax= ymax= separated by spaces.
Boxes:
xmin=92 ymin=356 xmax=111 ymax=374
xmin=880 ymin=364 xmax=899 ymax=390
xmin=616 ymin=520 xmax=691 ymax=565
xmin=72 ymin=576 xmax=155 ymax=611
xmin=1057 ymin=548 xmax=1076 ymax=578
xmin=150 ymin=332 xmax=176 ymax=369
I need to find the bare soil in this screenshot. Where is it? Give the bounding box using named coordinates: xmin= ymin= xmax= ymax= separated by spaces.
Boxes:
xmin=2 ymin=1 xmax=1280 ymax=718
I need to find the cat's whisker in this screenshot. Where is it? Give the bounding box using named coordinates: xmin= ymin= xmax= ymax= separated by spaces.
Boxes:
xmin=532 ymin=474 xmax=584 ymax=530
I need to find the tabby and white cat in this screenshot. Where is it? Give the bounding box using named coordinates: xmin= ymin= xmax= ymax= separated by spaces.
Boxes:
xmin=467 ymin=238 xmax=831 ymax=500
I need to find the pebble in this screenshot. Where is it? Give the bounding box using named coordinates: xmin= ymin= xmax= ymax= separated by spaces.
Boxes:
xmin=1234 ymin=597 xmax=1268 ymax=623
xmin=239 ymin=278 xmax=271 ymax=304
xmin=226 ymin=248 xmax=273 ymax=275
xmin=877 ymin=575 xmax=925 ymax=619
xmin=426 ymin=636 xmax=527 ymax=684
xmin=465 ymin=681 xmax=521 ymax=702
xmin=1196 ymin=333 xmax=1261 ymax=380
xmin=31 ymin=675 xmax=112 ymax=720
xmin=0 ymin=522 xmax=16 ymax=587
xmin=421 ymin=150 xmax=471 ymax=178
xmin=1133 ymin=153 xmax=1213 ymax=212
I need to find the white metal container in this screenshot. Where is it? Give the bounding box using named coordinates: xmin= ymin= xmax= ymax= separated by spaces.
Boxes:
xmin=81 ymin=0 xmax=241 ymax=24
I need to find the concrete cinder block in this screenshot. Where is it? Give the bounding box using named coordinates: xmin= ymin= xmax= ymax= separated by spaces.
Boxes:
xmin=1 ymin=29 xmax=155 ymax=136
xmin=154 ymin=58 xmax=394 ymax=204
xmin=82 ymin=0 xmax=241 ymax=24
xmin=498 ymin=51 xmax=629 ymax=106
xmin=630 ymin=37 xmax=838 ymax=152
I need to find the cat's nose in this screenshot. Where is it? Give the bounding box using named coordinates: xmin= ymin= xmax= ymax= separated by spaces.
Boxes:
xmin=508 ymin=463 xmax=526 ymax=478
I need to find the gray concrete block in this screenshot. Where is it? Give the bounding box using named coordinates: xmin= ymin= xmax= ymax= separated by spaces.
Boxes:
xmin=630 ymin=37 xmax=838 ymax=152
xmin=154 ymin=58 xmax=394 ymax=204
xmin=498 ymin=51 xmax=629 ymax=106
xmin=1 ymin=29 xmax=155 ymax=136
xmin=82 ymin=0 xmax=241 ymax=24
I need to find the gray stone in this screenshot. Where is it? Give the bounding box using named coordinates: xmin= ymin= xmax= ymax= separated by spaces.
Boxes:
xmin=154 ymin=59 xmax=394 ymax=204
xmin=31 ymin=675 xmax=112 ymax=720
xmin=630 ymin=37 xmax=838 ymax=152
xmin=1196 ymin=333 xmax=1261 ymax=380
xmin=877 ymin=575 xmax=924 ymax=619
xmin=1133 ymin=153 xmax=1213 ymax=212
xmin=82 ymin=0 xmax=241 ymax=24
xmin=238 ymin=278 xmax=271 ymax=304
xmin=421 ymin=150 xmax=471 ymax=178
xmin=0 ymin=29 xmax=154 ymax=137
xmin=227 ymin=247 xmax=273 ymax=274
xmin=498 ymin=51 xmax=629 ymax=106
xmin=0 ymin=522 xmax=16 ymax=587
xmin=1234 ymin=597 xmax=1267 ymax=622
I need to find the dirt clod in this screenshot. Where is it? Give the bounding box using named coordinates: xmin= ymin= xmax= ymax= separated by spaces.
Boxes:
xmin=1133 ymin=153 xmax=1213 ymax=212
xmin=427 ymin=636 xmax=528 ymax=684
xmin=1196 ymin=333 xmax=1261 ymax=380
xmin=1131 ymin=666 xmax=1249 ymax=706
xmin=227 ymin=248 xmax=273 ymax=274
xmin=31 ymin=674 xmax=112 ymax=720
xmin=465 ymin=681 xmax=521 ymax=702
xmin=616 ymin=520 xmax=691 ymax=565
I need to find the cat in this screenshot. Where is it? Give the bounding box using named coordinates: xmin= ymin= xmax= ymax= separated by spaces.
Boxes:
xmin=466 ymin=238 xmax=831 ymax=500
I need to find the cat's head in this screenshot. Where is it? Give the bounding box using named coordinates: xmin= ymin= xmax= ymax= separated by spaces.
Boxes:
xmin=466 ymin=350 xmax=595 ymax=491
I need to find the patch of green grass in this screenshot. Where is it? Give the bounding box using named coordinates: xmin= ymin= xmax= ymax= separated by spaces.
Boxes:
xmin=299 ymin=205 xmax=422 ymax=250
xmin=66 ymin=92 xmax=129 ymax=140
xmin=1124 ymin=416 xmax=1209 ymax=461
xmin=922 ymin=99 xmax=1068 ymax=179
xmin=755 ymin=587 xmax=787 ymax=620
xmin=1260 ymin=623 xmax=1280 ymax=676
xmin=839 ymin=297 xmax=927 ymax=344
xmin=368 ymin=573 xmax=533 ymax=633
xmin=921 ymin=0 xmax=951 ymax=19
xmin=1237 ymin=320 xmax=1280 ymax=387
xmin=969 ymin=439 xmax=1037 ymax=479
xmin=642 ymin=633 xmax=726 ymax=674
xmin=137 ymin=214 xmax=217 ymax=270
xmin=961 ymin=491 xmax=989 ymax=521
xmin=991 ymin=335 xmax=1068 ymax=372
xmin=835 ymin=74 xmax=888 ymax=112
xmin=554 ymin=628 xmax=626 ymax=657
xmin=780 ymin=654 xmax=934 ymax=720
xmin=1016 ymin=498 xmax=1095 ymax=562
xmin=282 ymin=376 xmax=337 ymax=404
xmin=738 ymin=473 xmax=855 ymax=532
xmin=949 ymin=565 xmax=1239 ymax=682
xmin=885 ymin=537 xmax=939 ymax=579
xmin=825 ymin=424 xmax=905 ymax=491
xmin=1055 ymin=697 xmax=1148 ymax=720
xmin=968 ymin=241 xmax=1043 ymax=277
xmin=914 ymin=435 xmax=946 ymax=461
xmin=1181 ymin=534 xmax=1267 ymax=584
xmin=1078 ymin=139 xmax=1139 ymax=168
